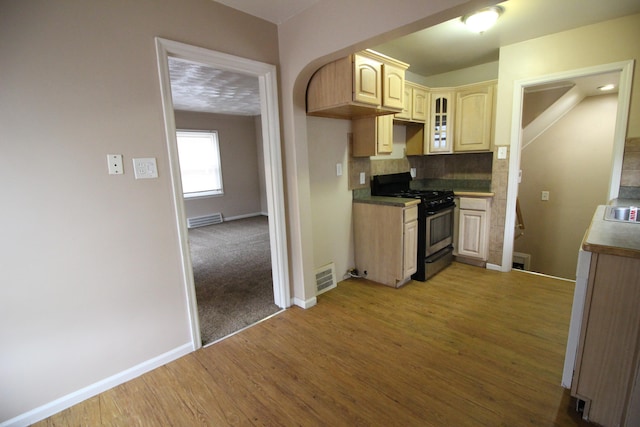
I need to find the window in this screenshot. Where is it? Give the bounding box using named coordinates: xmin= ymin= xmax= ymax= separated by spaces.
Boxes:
xmin=176 ymin=130 xmax=223 ymax=198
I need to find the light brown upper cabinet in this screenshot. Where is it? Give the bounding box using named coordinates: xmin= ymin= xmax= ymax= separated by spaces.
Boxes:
xmin=454 ymin=81 xmax=496 ymax=152
xmin=395 ymin=82 xmax=429 ymax=123
xmin=410 ymin=84 xmax=429 ymax=122
xmin=382 ymin=62 xmax=405 ymax=111
xmin=352 ymin=114 xmax=394 ymax=157
xmin=307 ymin=50 xmax=408 ymax=119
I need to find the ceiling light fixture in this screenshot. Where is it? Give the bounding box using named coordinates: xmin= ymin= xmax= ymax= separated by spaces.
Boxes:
xmin=462 ymin=6 xmax=504 ymax=33
xmin=598 ymin=84 xmax=615 ymax=91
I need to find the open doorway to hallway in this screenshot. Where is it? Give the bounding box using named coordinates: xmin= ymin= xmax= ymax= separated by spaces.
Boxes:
xmin=514 ymin=72 xmax=620 ymax=279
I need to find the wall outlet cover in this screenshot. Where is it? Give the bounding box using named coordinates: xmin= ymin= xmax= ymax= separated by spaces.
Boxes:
xmin=133 ymin=157 xmax=158 ymax=179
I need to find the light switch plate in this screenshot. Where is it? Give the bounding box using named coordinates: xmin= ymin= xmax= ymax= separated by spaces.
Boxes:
xmin=359 ymin=172 xmax=366 ymax=185
xmin=107 ymin=154 xmax=123 ymax=175
xmin=497 ymin=146 xmax=508 ymax=160
xmin=410 ymin=167 xmax=417 ymax=178
xmin=133 ymin=157 xmax=158 ymax=179
xmin=336 ymin=163 xmax=343 ymax=176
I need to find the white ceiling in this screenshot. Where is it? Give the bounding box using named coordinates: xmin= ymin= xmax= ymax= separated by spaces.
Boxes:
xmin=170 ymin=0 xmax=640 ymax=115
xmin=373 ymin=0 xmax=640 ymax=76
xmin=169 ymin=57 xmax=260 ymax=115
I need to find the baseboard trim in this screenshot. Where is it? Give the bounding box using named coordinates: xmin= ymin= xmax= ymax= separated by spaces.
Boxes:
xmin=1 ymin=343 xmax=193 ymax=427
xmin=486 ymin=263 xmax=503 ymax=272
xmin=293 ymin=296 xmax=317 ymax=309
xmin=223 ymin=212 xmax=265 ymax=222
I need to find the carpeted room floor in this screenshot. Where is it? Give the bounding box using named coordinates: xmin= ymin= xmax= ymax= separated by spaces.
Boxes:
xmin=188 ymin=215 xmax=281 ymax=345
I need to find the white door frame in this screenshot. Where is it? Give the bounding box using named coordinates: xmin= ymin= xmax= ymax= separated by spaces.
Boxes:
xmin=155 ymin=38 xmax=290 ymax=349
xmin=501 ymin=60 xmax=635 ymax=271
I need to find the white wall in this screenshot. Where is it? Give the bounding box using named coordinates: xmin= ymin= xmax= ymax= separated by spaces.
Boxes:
xmin=0 ymin=0 xmax=278 ymax=423
xmin=174 ymin=111 xmax=263 ymax=220
xmin=514 ymin=94 xmax=617 ymax=279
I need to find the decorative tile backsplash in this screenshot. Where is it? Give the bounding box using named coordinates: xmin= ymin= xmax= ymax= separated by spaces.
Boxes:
xmin=349 ymin=150 xmax=494 ymax=192
xmin=620 ymin=138 xmax=640 ymax=198
xmin=408 ymin=152 xmax=493 ymax=181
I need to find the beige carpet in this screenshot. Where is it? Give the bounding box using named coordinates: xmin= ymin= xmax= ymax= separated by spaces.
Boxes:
xmin=188 ymin=216 xmax=280 ymax=345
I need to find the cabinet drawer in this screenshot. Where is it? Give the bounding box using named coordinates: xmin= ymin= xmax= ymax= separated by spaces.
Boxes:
xmin=459 ymin=197 xmax=489 ymax=211
xmin=404 ymin=206 xmax=418 ymax=223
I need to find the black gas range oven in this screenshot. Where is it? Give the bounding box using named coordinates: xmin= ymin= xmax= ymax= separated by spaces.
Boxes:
xmin=371 ymin=172 xmax=455 ymax=281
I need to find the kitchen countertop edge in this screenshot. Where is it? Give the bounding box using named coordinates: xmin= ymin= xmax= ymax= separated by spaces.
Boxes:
xmin=582 ymin=205 xmax=640 ymax=259
xmin=353 ymin=196 xmax=421 ymax=208
xmin=454 ymin=191 xmax=495 ymax=197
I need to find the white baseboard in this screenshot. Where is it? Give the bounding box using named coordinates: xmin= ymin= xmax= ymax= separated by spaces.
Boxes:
xmin=223 ymin=212 xmax=266 ymax=221
xmin=1 ymin=343 xmax=193 ymax=427
xmin=293 ymin=296 xmax=317 ymax=309
xmin=486 ymin=263 xmax=503 ymax=272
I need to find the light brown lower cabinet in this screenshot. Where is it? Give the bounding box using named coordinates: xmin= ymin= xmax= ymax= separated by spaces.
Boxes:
xmin=457 ymin=197 xmax=490 ymax=263
xmin=571 ymin=252 xmax=640 ymax=427
xmin=353 ymin=202 xmax=418 ymax=288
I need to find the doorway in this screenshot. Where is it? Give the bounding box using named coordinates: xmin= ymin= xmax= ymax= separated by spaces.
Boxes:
xmin=155 ymin=38 xmax=290 ymax=350
xmin=514 ymin=73 xmax=619 ymax=279
xmin=502 ymin=61 xmax=635 ymax=274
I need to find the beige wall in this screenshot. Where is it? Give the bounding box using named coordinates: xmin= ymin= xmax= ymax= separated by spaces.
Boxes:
xmin=307 ymin=117 xmax=355 ymax=279
xmin=0 ymin=0 xmax=278 ymax=422
xmin=497 ymin=14 xmax=640 ymax=141
xmin=174 ymin=111 xmax=264 ymax=220
xmin=489 ymin=13 xmax=640 ymax=267
xmin=418 ymin=61 xmax=499 ymax=87
xmin=514 ymin=95 xmax=617 ymax=279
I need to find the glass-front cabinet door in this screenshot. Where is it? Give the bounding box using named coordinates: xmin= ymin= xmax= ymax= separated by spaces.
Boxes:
xmin=429 ymin=90 xmax=454 ymax=153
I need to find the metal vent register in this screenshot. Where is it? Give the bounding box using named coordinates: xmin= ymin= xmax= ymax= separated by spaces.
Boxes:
xmin=315 ymin=263 xmax=337 ymax=295
xmin=187 ymin=213 xmax=223 ymax=228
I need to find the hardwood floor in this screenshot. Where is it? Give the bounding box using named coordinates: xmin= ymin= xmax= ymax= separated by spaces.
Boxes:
xmin=34 ymin=262 xmax=593 ymax=426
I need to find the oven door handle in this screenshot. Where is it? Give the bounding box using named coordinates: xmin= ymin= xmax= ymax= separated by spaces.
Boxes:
xmin=426 ymin=203 xmax=455 ymax=216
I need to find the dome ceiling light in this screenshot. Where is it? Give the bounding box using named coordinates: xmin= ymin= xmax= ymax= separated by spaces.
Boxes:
xmin=598 ymin=84 xmax=616 ymax=91
xmin=462 ymin=6 xmax=504 ymax=33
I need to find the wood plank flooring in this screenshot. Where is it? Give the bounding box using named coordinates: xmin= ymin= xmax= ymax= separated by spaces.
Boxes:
xmin=34 ymin=262 xmax=593 ymax=426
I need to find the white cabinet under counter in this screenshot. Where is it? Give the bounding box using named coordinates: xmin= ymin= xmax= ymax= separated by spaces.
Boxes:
xmin=564 ymin=205 xmax=640 ymax=427
xmin=456 ymin=196 xmax=491 ymax=265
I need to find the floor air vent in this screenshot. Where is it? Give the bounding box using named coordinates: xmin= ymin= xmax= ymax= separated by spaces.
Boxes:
xmin=187 ymin=213 xmax=223 ymax=228
xmin=315 ymin=263 xmax=337 ymax=295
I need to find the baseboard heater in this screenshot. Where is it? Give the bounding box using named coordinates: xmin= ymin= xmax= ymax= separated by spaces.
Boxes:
xmin=187 ymin=213 xmax=223 ymax=228
xmin=513 ymin=252 xmax=531 ymax=271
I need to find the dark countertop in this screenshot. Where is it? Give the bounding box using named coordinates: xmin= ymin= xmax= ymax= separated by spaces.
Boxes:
xmin=353 ymin=196 xmax=420 ymax=208
xmin=582 ymin=205 xmax=640 ymax=258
